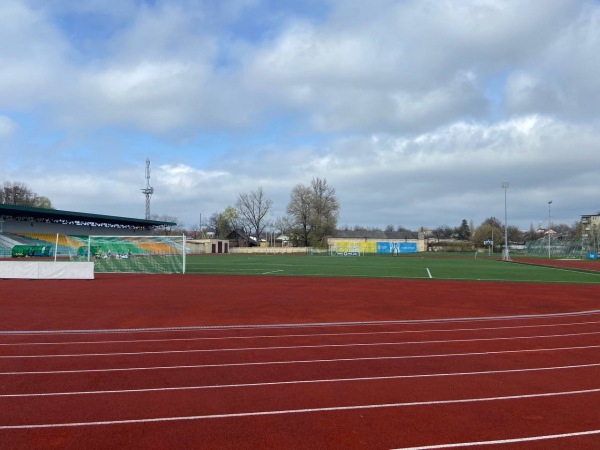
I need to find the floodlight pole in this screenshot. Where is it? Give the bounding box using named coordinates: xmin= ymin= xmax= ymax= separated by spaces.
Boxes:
xmin=548 ymin=201 xmax=552 ymax=259
xmin=502 ymin=182 xmax=509 ymax=261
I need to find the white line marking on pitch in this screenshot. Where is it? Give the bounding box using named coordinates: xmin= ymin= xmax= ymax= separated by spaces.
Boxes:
xmin=262 ymin=270 xmax=283 ymax=275
xmin=3 ymin=362 xmax=599 ymax=398
xmin=2 ymin=344 xmax=599 ymax=375
xmin=3 ymin=319 xmax=599 ymax=347
xmin=427 ymin=268 xmax=432 ymax=278
xmin=391 ymin=429 xmax=600 ymax=449
xmin=2 ymin=388 xmax=600 ymax=429
xmin=3 ymin=330 xmax=600 ymax=358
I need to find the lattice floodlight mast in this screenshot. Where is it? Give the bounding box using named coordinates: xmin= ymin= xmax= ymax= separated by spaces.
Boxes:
xmin=141 ymin=158 xmax=154 ymax=220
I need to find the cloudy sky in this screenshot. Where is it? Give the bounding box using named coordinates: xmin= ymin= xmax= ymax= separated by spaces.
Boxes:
xmin=1 ymin=0 xmax=599 ymax=231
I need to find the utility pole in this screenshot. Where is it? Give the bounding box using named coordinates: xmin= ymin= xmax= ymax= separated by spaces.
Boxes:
xmin=502 ymin=182 xmax=510 ymax=261
xmin=548 ymin=200 xmax=552 ymax=258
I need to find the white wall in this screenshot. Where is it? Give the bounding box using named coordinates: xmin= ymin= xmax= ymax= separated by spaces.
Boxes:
xmin=0 ymin=261 xmax=94 ymax=279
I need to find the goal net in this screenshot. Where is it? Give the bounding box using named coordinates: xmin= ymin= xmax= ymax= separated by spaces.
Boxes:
xmin=79 ymin=235 xmax=186 ymax=274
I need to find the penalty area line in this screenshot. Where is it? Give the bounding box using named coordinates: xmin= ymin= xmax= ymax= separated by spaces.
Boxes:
xmin=427 ymin=268 xmax=433 ymax=279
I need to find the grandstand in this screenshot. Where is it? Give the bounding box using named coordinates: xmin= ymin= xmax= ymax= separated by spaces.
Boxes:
xmin=0 ymin=204 xmax=176 ymax=259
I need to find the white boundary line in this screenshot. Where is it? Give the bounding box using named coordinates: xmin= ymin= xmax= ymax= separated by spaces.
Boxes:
xmin=2 ymin=309 xmax=600 ymax=335
xmin=3 ymin=362 xmax=599 ymax=398
xmin=3 ymin=344 xmax=599 ymax=375
xmin=2 ymin=388 xmax=600 ymax=429
xmin=391 ymin=429 xmax=600 ymax=449
xmin=3 ymin=330 xmax=599 ymax=358
xmin=3 ymin=319 xmax=599 ymax=347
xmin=427 ymin=268 xmax=432 ymax=279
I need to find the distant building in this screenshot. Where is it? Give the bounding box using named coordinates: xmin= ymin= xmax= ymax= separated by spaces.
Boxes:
xmin=581 ymin=214 xmax=600 ymax=238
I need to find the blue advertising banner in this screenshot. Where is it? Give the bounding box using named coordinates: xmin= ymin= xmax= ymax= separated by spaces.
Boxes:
xmin=376 ymin=242 xmax=417 ymax=254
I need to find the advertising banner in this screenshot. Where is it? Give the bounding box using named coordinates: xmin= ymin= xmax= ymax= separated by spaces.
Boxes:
xmin=376 ymin=242 xmax=417 ymax=254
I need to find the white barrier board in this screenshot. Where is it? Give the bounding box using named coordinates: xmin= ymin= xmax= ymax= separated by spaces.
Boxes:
xmin=0 ymin=262 xmax=94 ymax=279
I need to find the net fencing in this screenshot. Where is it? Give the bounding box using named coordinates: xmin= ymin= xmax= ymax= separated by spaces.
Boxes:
xmin=523 ymin=236 xmax=596 ymax=259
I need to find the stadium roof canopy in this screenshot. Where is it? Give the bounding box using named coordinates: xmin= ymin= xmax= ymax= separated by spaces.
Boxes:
xmin=0 ymin=204 xmax=176 ymax=228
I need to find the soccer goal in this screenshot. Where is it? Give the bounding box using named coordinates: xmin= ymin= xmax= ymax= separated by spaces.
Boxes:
xmin=80 ymin=235 xmax=186 ymax=274
xmin=328 ymin=244 xmax=363 ymax=256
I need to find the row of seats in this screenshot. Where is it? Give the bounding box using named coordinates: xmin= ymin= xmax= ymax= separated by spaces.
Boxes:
xmin=16 ymin=233 xmax=86 ymax=249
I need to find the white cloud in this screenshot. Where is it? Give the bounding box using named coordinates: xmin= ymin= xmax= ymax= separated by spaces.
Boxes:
xmin=3 ymin=0 xmax=600 ymax=232
xmin=4 ymin=0 xmax=599 ymax=135
xmin=243 ymin=0 xmax=594 ymax=133
xmin=539 ymin=3 xmax=600 ymax=119
xmin=0 ymin=0 xmax=69 ymax=109
xmin=504 ymin=73 xmax=564 ymax=115
xmin=0 ymin=116 xmax=17 ymax=138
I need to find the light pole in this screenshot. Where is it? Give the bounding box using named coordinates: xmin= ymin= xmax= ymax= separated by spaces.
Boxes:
xmin=548 ymin=201 xmax=552 ymax=259
xmin=502 ymin=182 xmax=509 ymax=261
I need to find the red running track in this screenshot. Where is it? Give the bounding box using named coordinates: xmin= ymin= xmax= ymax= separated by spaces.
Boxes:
xmin=1 ymin=275 xmax=600 ymax=449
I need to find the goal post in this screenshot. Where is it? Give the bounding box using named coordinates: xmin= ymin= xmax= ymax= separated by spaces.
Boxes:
xmin=329 ymin=244 xmax=363 ymax=256
xmin=83 ymin=235 xmax=186 ymax=274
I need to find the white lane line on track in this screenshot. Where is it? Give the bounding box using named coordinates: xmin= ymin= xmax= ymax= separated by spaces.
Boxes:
xmin=2 ymin=388 xmax=600 ymax=429
xmin=3 ymin=362 xmax=600 ymax=398
xmin=2 ymin=344 xmax=599 ymax=375
xmin=3 ymin=330 xmax=600 ymax=358
xmin=391 ymin=429 xmax=600 ymax=449
xmin=3 ymin=310 xmax=600 ymax=336
xmin=3 ymin=319 xmax=600 ymax=347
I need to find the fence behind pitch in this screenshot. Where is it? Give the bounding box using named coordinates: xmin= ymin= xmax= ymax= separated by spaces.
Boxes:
xmin=324 ymin=241 xmax=418 ymax=256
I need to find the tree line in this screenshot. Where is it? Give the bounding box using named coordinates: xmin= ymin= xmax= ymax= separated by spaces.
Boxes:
xmin=2 ymin=179 xmax=590 ymax=247
xmin=0 ymin=181 xmax=53 ymax=209
xmin=208 ymin=177 xmax=340 ymax=247
xmin=427 ymin=216 xmax=588 ymax=249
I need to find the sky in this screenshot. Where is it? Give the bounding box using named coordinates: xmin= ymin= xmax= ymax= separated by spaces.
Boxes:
xmin=1 ymin=0 xmax=600 ymax=232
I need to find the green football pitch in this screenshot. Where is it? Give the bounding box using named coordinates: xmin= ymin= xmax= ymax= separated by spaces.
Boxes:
xmin=184 ymin=254 xmax=600 ymax=284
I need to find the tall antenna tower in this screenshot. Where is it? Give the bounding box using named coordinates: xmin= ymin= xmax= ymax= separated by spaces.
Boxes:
xmin=141 ymin=158 xmax=154 ymax=220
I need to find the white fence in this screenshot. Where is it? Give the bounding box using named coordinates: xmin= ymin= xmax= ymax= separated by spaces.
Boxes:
xmin=230 ymin=247 xmax=309 ymax=255
xmin=0 ymin=261 xmax=94 ymax=279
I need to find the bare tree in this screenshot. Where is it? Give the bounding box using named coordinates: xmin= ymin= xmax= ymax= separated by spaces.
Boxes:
xmin=236 ymin=186 xmax=273 ymax=244
xmin=0 ymin=181 xmax=54 ymax=208
xmin=287 ymin=184 xmax=313 ymax=246
xmin=287 ymin=178 xmax=340 ymax=247
xmin=310 ymin=178 xmax=339 ymax=246
xmin=208 ymin=206 xmax=240 ymax=240
xmin=273 ymin=215 xmax=293 ymax=237
xmin=150 ymin=214 xmax=184 ymax=235
xmin=432 ymin=225 xmax=453 ymax=241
